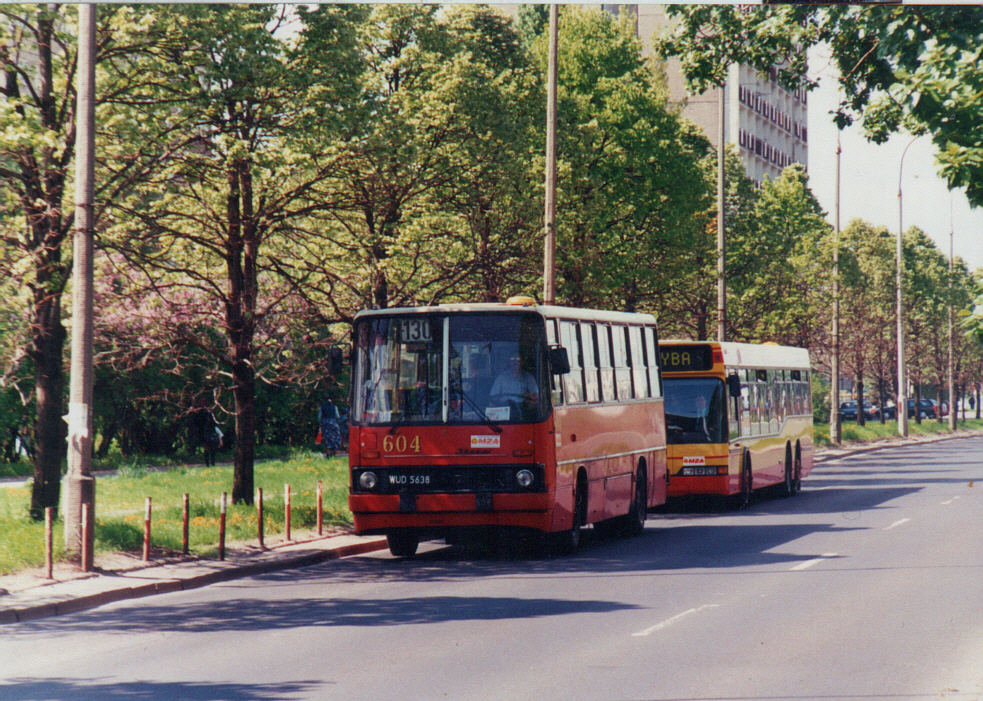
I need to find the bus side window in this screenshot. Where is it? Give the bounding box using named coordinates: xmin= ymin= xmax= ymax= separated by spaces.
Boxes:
xmin=629 ymin=325 xmax=648 ymax=398
xmin=612 ymin=325 xmax=632 ymax=400
xmin=546 ymin=318 xmax=564 ymax=406
xmin=596 ymin=323 xmax=615 ymax=402
xmin=643 ymin=326 xmax=662 ymax=398
xmin=560 ymin=320 xmax=584 ymax=404
xmin=580 ymin=322 xmax=600 ymax=403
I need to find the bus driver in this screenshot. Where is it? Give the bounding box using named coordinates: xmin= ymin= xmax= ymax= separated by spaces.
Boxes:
xmin=489 ymin=354 xmax=539 ymax=418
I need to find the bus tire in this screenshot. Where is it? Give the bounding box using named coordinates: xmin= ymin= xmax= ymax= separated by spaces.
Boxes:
xmin=734 ymin=453 xmax=752 ymax=509
xmin=387 ymin=529 xmax=419 ymax=558
xmin=552 ymin=473 xmax=586 ymax=554
xmin=618 ymin=464 xmax=647 ymax=537
xmin=781 ymin=444 xmax=795 ymax=497
xmin=793 ymin=443 xmax=803 ymax=493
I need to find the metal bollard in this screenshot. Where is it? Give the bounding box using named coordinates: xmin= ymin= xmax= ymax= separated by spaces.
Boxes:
xmin=182 ymin=493 xmax=190 ymax=555
xmin=317 ymin=480 xmax=323 ymax=536
xmin=82 ymin=503 xmax=93 ymax=572
xmin=284 ymin=483 xmax=291 ymax=542
xmin=257 ymin=487 xmax=264 ymax=549
xmin=219 ymin=492 xmax=227 ymax=561
xmin=45 ymin=507 xmax=54 ymax=579
xmin=142 ymin=497 xmax=152 ymax=561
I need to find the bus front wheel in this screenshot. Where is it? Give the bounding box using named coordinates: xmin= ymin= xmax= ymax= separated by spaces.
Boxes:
xmin=551 ymin=478 xmax=586 ymax=554
xmin=387 ymin=529 xmax=420 ymax=558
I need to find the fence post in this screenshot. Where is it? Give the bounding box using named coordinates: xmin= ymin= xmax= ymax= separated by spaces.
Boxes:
xmin=257 ymin=487 xmax=264 ymax=549
xmin=182 ymin=493 xmax=190 ymax=555
xmin=142 ymin=497 xmax=152 ymax=561
xmin=317 ymin=480 xmax=323 ymax=536
xmin=219 ymin=492 xmax=227 ymax=561
xmin=45 ymin=507 xmax=54 ymax=579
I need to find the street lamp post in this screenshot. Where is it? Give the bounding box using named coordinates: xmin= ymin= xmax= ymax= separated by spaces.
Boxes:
xmin=542 ymin=4 xmax=558 ymax=306
xmin=830 ymin=130 xmax=842 ymax=444
xmin=896 ymin=136 xmax=918 ymax=438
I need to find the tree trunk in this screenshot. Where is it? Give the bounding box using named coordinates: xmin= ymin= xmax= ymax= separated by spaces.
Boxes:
xmin=30 ymin=293 xmax=67 ymax=520
xmin=231 ymin=356 xmax=256 ymax=504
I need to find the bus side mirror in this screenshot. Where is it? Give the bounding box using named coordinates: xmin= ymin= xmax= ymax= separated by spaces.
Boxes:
xmin=328 ymin=347 xmax=345 ymax=376
xmin=727 ymin=374 xmax=742 ymax=399
xmin=549 ymin=346 xmax=571 ymax=375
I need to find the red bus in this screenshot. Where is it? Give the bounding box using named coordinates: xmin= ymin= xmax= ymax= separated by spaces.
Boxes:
xmin=660 ymin=341 xmax=814 ymax=507
xmin=348 ymin=297 xmax=668 ymax=557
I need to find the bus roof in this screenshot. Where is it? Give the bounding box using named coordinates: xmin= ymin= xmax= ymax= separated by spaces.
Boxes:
xmin=660 ymin=340 xmax=811 ymax=371
xmin=354 ymin=303 xmax=657 ymax=326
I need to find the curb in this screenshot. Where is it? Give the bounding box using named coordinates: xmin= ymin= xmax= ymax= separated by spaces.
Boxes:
xmin=0 ymin=536 xmax=388 ymax=625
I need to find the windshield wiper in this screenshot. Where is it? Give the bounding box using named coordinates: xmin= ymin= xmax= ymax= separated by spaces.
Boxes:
xmin=457 ymin=390 xmax=503 ymax=433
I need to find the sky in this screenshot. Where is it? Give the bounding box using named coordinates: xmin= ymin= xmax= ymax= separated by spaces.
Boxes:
xmin=805 ymin=45 xmax=983 ymax=273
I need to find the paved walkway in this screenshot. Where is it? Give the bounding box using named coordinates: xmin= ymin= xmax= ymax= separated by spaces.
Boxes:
xmin=2 ymin=429 xmax=980 ymax=625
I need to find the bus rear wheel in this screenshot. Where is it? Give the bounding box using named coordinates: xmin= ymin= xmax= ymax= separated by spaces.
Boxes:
xmin=387 ymin=529 xmax=419 ymax=558
xmin=618 ymin=466 xmax=647 ymax=537
xmin=781 ymin=445 xmax=795 ymax=497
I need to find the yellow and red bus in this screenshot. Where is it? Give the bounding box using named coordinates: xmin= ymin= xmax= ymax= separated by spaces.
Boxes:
xmin=348 ymin=297 xmax=667 ymax=557
xmin=659 ymin=341 xmax=814 ymax=507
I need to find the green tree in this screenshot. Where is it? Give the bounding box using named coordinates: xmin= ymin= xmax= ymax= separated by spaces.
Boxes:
xmin=728 ymin=165 xmax=831 ymax=347
xmin=1 ymin=5 xmax=162 ymax=516
xmin=302 ymin=4 xmax=543 ymax=313
xmin=538 ymin=7 xmax=709 ymax=312
xmin=100 ymin=4 xmax=363 ymax=503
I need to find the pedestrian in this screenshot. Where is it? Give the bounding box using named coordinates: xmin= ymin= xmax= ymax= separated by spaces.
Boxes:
xmin=192 ymin=404 xmax=222 ymax=467
xmin=318 ymin=396 xmax=342 ymax=457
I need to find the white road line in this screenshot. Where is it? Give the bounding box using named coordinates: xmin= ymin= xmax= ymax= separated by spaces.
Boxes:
xmin=790 ymin=553 xmax=838 ymax=571
xmin=632 ymin=604 xmax=720 ymax=637
xmin=883 ymin=518 xmax=912 ymax=531
xmin=942 ymin=496 xmax=961 ymax=505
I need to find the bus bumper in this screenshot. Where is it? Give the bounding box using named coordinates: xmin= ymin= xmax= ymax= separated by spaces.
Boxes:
xmin=667 ymin=474 xmax=734 ymax=497
xmin=349 ymin=492 xmax=555 ymax=534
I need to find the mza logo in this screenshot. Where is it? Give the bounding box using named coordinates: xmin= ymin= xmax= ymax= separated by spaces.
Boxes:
xmin=471 ymin=435 xmax=501 ymax=449
xmin=682 ymin=456 xmax=706 ymax=466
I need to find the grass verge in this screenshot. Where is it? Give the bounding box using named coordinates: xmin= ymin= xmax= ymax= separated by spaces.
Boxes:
xmin=0 ymin=450 xmax=350 ymax=576
xmin=814 ymin=417 xmax=983 ymax=447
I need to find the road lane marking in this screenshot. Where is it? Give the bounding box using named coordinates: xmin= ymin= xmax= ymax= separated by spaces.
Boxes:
xmin=941 ymin=496 xmax=961 ymax=505
xmin=790 ymin=553 xmax=838 ymax=571
xmin=632 ymin=604 xmax=720 ymax=637
xmin=883 ymin=518 xmax=912 ymax=531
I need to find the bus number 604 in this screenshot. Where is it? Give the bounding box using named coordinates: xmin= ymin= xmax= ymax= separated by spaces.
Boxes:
xmin=382 ymin=435 xmax=421 ymax=453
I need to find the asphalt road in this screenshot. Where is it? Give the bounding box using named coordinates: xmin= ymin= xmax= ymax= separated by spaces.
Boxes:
xmin=2 ymin=437 xmax=981 ymax=701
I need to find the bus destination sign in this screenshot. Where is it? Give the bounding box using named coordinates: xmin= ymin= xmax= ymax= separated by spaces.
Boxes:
xmin=660 ymin=345 xmax=713 ymax=372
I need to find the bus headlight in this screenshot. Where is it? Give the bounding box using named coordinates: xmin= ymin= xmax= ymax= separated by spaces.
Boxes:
xmin=359 ymin=471 xmax=378 ymax=490
xmin=516 ymin=469 xmax=535 ymax=488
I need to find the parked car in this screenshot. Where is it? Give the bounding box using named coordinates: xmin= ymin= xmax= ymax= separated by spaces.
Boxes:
xmin=838 ymin=401 xmax=877 ymax=421
xmin=906 ymin=398 xmax=936 ymax=419
xmin=881 ymin=403 xmax=897 ymax=420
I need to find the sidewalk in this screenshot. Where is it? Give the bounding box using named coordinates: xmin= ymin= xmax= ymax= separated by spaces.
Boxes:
xmin=3 ymin=429 xmax=980 ymax=626
xmin=0 ymin=531 xmax=387 ymax=625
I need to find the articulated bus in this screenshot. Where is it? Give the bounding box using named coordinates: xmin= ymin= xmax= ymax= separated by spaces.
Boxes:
xmin=348 ymin=297 xmax=667 ymax=557
xmin=659 ymin=341 xmax=814 ymax=507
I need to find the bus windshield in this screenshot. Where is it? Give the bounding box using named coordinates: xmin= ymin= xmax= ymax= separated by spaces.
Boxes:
xmin=352 ymin=313 xmax=550 ymax=426
xmin=664 ymin=377 xmax=726 ymax=445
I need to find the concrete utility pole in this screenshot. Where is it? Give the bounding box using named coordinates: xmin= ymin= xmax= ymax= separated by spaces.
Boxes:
xmin=716 ymin=82 xmax=726 ymax=342
xmin=830 ymin=130 xmax=842 ymax=444
xmin=542 ymin=4 xmax=558 ymax=306
xmin=64 ymin=3 xmax=97 ymax=569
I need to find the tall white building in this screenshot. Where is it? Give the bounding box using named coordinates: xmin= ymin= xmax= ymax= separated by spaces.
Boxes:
xmin=635 ymin=6 xmax=809 ymax=186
